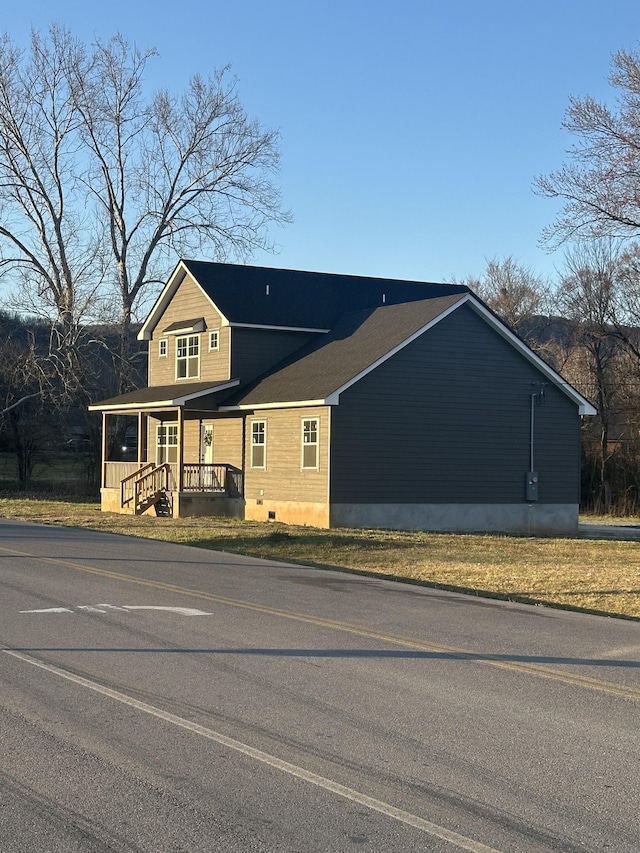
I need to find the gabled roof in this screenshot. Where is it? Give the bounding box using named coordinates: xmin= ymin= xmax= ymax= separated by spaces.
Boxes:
xmin=138 ymin=259 xmax=470 ymax=339
xmin=220 ymin=294 xmax=597 ymax=415
xmin=106 ymin=260 xmax=595 ymax=419
xmin=88 ymin=380 xmax=239 ymax=412
xmin=221 ymin=294 xmax=466 ymax=408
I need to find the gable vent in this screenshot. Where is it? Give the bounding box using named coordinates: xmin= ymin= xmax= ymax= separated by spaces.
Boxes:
xmin=266 ymin=284 xmax=270 ymax=296
xmin=382 ymin=293 xmax=386 ymax=303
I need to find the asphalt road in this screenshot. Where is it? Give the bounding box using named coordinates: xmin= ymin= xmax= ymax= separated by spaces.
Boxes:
xmin=0 ymin=518 xmax=639 ymax=852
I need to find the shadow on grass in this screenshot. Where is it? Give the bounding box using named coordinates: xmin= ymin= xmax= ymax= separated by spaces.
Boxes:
xmin=232 ymin=530 xmax=422 ymax=550
xmin=184 ymin=536 xmax=640 ymax=622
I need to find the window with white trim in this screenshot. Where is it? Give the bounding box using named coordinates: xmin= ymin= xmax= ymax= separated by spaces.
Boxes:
xmin=158 ymin=338 xmax=168 ymax=357
xmin=157 ymin=423 xmax=178 ymax=464
xmin=209 ymin=330 xmax=219 ymax=351
xmin=302 ymin=418 xmax=319 ymax=469
xmin=251 ymin=420 xmax=266 ymax=468
xmin=176 ymin=334 xmax=199 ymax=379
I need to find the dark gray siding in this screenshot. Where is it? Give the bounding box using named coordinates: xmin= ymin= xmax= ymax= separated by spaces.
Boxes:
xmin=330 ymin=305 xmax=581 ymax=505
xmin=230 ymin=327 xmax=316 ymax=384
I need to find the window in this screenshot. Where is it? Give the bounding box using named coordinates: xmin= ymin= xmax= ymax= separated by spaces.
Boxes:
xmin=157 ymin=423 xmax=178 ymax=464
xmin=176 ymin=334 xmax=199 ymax=379
xmin=251 ymin=420 xmax=266 ymax=468
xmin=209 ymin=330 xmax=219 ymax=351
xmin=302 ymin=418 xmax=319 ymax=469
xmin=158 ymin=338 xmax=168 ymax=357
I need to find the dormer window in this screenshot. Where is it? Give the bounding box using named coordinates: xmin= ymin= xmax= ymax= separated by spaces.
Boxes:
xmin=176 ymin=334 xmax=200 ymax=379
xmin=209 ymin=330 xmax=219 ymax=351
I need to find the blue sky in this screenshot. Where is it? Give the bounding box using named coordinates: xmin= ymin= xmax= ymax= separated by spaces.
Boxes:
xmin=4 ymin=1 xmax=640 ymax=285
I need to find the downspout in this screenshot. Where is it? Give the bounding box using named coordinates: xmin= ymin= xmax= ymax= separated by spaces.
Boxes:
xmin=530 ymin=392 xmax=536 ymax=473
xmin=326 ymin=405 xmax=332 ymax=528
xmin=528 ymin=392 xmax=536 ymax=537
xmin=241 ymin=415 xmax=246 ymax=498
xmin=526 ymin=384 xmax=545 ymax=508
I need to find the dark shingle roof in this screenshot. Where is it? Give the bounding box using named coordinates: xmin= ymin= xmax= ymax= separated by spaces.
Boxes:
xmin=89 ymin=380 xmax=237 ymax=410
xmin=181 ymin=260 xmax=469 ymax=329
xmin=224 ymin=294 xmax=467 ymax=407
xmin=162 ymin=317 xmax=205 ymax=333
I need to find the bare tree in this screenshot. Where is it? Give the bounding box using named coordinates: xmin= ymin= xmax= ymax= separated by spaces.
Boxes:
xmin=0 ymin=25 xmax=290 ymax=396
xmin=553 ymin=241 xmax=635 ymax=510
xmin=535 ymin=45 xmax=640 ymax=249
xmin=457 ymin=256 xmax=551 ymax=346
xmin=0 ymin=327 xmax=56 ymax=490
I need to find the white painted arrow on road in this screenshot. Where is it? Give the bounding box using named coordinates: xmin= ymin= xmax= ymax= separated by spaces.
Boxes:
xmin=20 ymin=607 xmax=72 ymax=614
xmin=122 ymin=606 xmax=212 ymax=616
xmin=19 ymin=604 xmax=212 ymax=616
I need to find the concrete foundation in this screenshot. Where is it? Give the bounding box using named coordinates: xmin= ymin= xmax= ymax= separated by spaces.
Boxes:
xmin=244 ymin=499 xmax=330 ymax=528
xmin=101 ymin=488 xmax=133 ymax=514
xmin=101 ymin=487 xmax=578 ymax=536
xmin=329 ymin=503 xmax=579 ymax=537
xmin=173 ymin=492 xmax=244 ymax=519
xmin=100 ymin=487 xmax=244 ymax=519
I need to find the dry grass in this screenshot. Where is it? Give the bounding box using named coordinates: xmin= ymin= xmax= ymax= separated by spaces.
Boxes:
xmin=1 ymin=496 xmax=639 ymax=620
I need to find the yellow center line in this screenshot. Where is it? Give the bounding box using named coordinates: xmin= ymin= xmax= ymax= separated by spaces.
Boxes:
xmin=3 ymin=544 xmax=640 ymax=701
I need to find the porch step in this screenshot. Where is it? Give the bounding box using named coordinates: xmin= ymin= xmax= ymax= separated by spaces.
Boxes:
xmin=136 ymin=489 xmax=172 ymax=516
xmin=154 ymin=492 xmax=172 ymax=517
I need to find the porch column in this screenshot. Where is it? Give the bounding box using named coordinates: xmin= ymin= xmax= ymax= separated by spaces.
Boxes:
xmin=137 ymin=413 xmax=145 ymax=465
xmin=177 ymin=407 xmax=184 ymax=491
xmin=101 ymin=412 xmax=108 ymax=489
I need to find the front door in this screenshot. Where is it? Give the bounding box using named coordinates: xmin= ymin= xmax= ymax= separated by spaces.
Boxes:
xmin=200 ymin=423 xmax=214 ymax=488
xmin=201 ymin=424 xmax=213 ymax=464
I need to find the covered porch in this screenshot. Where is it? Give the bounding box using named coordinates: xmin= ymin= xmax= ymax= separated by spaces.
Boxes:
xmin=101 ymin=459 xmax=244 ymax=516
xmin=88 ymin=380 xmax=245 ymax=518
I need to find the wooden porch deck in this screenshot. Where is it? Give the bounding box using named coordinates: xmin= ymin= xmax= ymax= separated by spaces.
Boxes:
xmin=104 ymin=462 xmax=243 ymax=516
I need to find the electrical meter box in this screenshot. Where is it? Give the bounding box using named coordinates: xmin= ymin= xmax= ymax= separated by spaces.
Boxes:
xmin=526 ymin=471 xmax=539 ymax=502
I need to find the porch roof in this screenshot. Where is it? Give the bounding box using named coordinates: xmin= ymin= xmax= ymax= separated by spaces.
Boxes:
xmin=88 ymin=379 xmax=239 ymax=412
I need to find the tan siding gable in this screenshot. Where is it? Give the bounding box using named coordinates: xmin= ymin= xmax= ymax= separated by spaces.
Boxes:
xmin=148 ymin=272 xmax=230 ymax=386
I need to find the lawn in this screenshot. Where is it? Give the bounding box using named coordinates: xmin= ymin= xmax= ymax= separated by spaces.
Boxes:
xmin=0 ymin=496 xmax=638 ymax=621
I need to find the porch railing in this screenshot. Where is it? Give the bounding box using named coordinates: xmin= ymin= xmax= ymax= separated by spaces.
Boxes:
xmin=134 ymin=463 xmax=172 ymax=510
xmin=121 ymin=462 xmax=156 ymax=508
xmin=108 ymin=461 xmax=243 ymax=499
xmin=179 ymin=463 xmax=243 ymax=496
xmin=224 ymin=466 xmax=243 ymax=498
xmin=120 ymin=463 xmax=172 ymax=511
xmin=183 ymin=463 xmax=226 ymax=491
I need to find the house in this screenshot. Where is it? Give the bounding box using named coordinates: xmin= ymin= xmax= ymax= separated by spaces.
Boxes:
xmin=89 ymin=260 xmax=596 ymax=535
